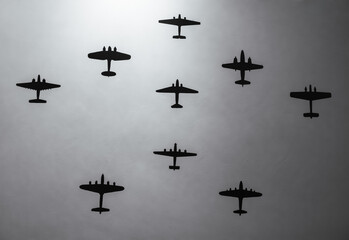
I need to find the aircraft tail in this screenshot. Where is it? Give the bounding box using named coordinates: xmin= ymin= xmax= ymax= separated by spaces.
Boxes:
xmin=92 ymin=207 xmax=110 ymax=214
xmin=171 ymin=103 xmax=183 ymax=108
xmin=233 ymin=209 xmax=247 ymax=215
xmin=173 ymin=35 xmax=186 ymax=39
xmin=169 ymin=166 xmax=180 ymax=170
xmin=303 ymin=112 xmax=319 ymax=118
xmin=102 ymin=71 xmax=116 ymax=77
xmin=235 ymin=80 xmax=250 ymax=87
xmin=29 ymin=99 xmax=46 ymax=103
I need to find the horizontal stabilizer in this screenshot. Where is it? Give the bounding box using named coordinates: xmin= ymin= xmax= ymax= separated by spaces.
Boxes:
xmin=173 ymin=35 xmax=186 ymax=39
xmin=92 ymin=207 xmax=110 ymax=213
xmin=169 ymin=166 xmax=180 ymax=170
xmin=233 ymin=209 xmax=247 ymax=215
xmin=171 ymin=103 xmax=183 ymax=108
xmin=303 ymin=112 xmax=319 ymax=118
xmin=29 ymin=99 xmax=46 ymax=103
xmin=235 ymin=80 xmax=250 ymax=86
xmin=102 ymin=71 xmax=116 ymax=77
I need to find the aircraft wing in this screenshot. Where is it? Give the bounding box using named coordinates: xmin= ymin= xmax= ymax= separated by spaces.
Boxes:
xmin=153 ymin=151 xmax=197 ymax=157
xmin=222 ymin=62 xmax=241 ymax=70
xmin=156 ymin=86 xmax=176 ymax=93
xmin=290 ymin=92 xmax=331 ymax=101
xmin=175 ymin=151 xmax=197 ymax=157
xmin=179 ymin=86 xmax=198 ymax=94
xmin=88 ymin=51 xmax=108 ymax=60
xmin=245 ymin=62 xmax=263 ymax=70
xmin=110 ymin=51 xmax=131 ymax=61
xmin=159 ymin=18 xmax=200 ymax=26
xmin=219 ymin=189 xmax=262 ymax=198
xmin=16 ymin=82 xmax=61 ymax=91
xmin=80 ymin=184 xmax=124 ymax=194
xmin=153 ymin=151 xmax=177 ymax=157
xmin=222 ymin=62 xmax=263 ymax=71
xmin=88 ymin=51 xmax=131 ymax=61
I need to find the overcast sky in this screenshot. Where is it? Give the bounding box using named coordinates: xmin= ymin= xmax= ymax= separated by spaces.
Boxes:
xmin=0 ymin=0 xmax=348 ymax=239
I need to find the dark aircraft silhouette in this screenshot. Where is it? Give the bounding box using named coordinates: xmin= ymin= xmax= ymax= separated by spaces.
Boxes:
xmin=222 ymin=50 xmax=263 ymax=86
xmin=88 ymin=46 xmax=131 ymax=77
xmin=156 ymin=79 xmax=198 ymax=108
xmin=153 ymin=143 xmax=197 ymax=170
xmin=219 ymin=181 xmax=262 ymax=216
xmin=290 ymin=85 xmax=332 ymax=118
xmin=159 ymin=14 xmax=200 ymax=39
xmin=79 ymin=174 xmax=124 ymax=214
xmin=16 ymin=75 xmax=60 ymax=103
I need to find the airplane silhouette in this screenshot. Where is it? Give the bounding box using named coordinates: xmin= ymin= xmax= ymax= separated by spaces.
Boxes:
xmin=222 ymin=50 xmax=263 ymax=86
xmin=16 ymin=75 xmax=60 ymax=103
xmin=290 ymin=85 xmax=332 ymax=118
xmin=88 ymin=46 xmax=131 ymax=77
xmin=156 ymin=79 xmax=198 ymax=108
xmin=159 ymin=14 xmax=200 ymax=39
xmin=153 ymin=143 xmax=197 ymax=170
xmin=219 ymin=181 xmax=262 ymax=215
xmin=79 ymin=174 xmax=124 ymax=214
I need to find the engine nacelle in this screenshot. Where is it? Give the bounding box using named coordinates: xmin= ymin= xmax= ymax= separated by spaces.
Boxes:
xmin=89 ymin=181 xmax=91 ymax=185
xmin=233 ymin=57 xmax=237 ymax=63
xmin=43 ymin=79 xmax=46 ymax=83
xmin=32 ymin=79 xmax=35 ymax=82
xmin=180 ymin=84 xmax=183 ymax=87
xmin=114 ymin=47 xmax=117 ymax=51
xmin=95 ymin=181 xmax=98 ymax=184
xmin=107 ymin=181 xmax=110 ymax=185
xmin=164 ymin=149 xmax=166 ymax=152
xmin=248 ymin=57 xmax=252 ymax=64
xmin=103 ymin=46 xmax=106 ymax=51
xmin=108 ymin=46 xmax=112 ymax=51
xmin=113 ymin=182 xmax=116 ymax=186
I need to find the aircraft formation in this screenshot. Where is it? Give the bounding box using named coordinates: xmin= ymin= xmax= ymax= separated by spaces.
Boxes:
xmin=15 ymin=14 xmax=332 ymax=216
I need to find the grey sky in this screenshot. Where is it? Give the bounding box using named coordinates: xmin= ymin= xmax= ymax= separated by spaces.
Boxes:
xmin=0 ymin=0 xmax=348 ymax=239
